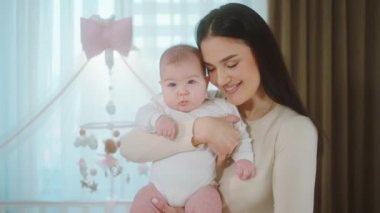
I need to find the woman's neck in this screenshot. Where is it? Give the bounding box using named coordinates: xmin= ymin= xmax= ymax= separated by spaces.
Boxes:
xmin=238 ymin=94 xmax=276 ymax=121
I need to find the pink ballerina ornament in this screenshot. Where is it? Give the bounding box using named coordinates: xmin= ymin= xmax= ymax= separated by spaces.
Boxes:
xmin=97 ymin=139 xmax=123 ymax=177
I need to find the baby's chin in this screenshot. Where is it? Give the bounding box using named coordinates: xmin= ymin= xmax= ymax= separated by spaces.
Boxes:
xmin=172 ymin=105 xmax=197 ymax=112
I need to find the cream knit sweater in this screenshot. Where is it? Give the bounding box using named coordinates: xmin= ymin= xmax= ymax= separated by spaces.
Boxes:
xmin=120 ymin=104 xmax=317 ymax=213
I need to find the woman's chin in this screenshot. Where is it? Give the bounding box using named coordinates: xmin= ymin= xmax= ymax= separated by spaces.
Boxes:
xmin=226 ymin=95 xmax=244 ymax=106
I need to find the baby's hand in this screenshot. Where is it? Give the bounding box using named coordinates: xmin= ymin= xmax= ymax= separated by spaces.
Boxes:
xmin=155 ymin=115 xmax=177 ymax=140
xmin=235 ymin=159 xmax=256 ymax=180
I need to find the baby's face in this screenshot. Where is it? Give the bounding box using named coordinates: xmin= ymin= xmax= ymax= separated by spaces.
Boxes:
xmin=160 ymin=58 xmax=207 ymax=112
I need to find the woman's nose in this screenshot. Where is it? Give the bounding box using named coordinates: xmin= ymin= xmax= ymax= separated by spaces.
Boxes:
xmin=216 ymin=69 xmax=230 ymax=86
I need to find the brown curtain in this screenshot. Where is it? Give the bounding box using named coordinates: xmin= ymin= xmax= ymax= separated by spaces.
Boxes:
xmin=268 ymin=0 xmax=380 ymax=212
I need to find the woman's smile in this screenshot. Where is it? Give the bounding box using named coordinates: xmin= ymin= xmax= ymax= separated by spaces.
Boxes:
xmin=223 ymin=81 xmax=242 ymax=95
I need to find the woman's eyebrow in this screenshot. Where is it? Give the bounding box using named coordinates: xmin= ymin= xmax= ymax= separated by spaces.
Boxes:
xmin=220 ymin=54 xmax=238 ymax=63
xmin=204 ymin=54 xmax=238 ymax=66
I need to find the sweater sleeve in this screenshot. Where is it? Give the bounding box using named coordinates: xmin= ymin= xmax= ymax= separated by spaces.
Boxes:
xmin=273 ymin=116 xmax=318 ymax=213
xmin=119 ymin=119 xmax=197 ymax=163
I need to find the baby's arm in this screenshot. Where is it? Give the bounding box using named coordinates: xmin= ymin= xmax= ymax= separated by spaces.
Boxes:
xmin=136 ymin=97 xmax=177 ymax=139
xmin=135 ymin=101 xmax=163 ymax=132
xmin=155 ymin=115 xmax=177 ymax=140
xmin=120 ymin=119 xmax=196 ymax=163
xmin=226 ymin=103 xmax=256 ymax=180
xmin=123 ymin=98 xmax=241 ymax=163
xmin=232 ymin=122 xmax=256 ymax=180
xmin=121 ymin=114 xmax=241 ymax=163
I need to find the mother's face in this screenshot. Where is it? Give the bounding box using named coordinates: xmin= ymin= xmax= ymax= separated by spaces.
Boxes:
xmin=200 ymin=36 xmax=261 ymax=106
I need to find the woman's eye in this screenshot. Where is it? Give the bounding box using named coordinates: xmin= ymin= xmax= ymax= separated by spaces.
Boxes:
xmin=206 ymin=67 xmax=215 ymax=72
xmin=227 ymin=63 xmax=238 ymax=68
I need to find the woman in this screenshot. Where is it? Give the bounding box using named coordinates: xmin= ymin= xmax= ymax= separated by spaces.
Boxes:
xmin=121 ymin=3 xmax=318 ymax=213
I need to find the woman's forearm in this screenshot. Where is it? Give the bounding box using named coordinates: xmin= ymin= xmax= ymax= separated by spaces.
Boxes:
xmin=119 ymin=119 xmax=196 ymax=162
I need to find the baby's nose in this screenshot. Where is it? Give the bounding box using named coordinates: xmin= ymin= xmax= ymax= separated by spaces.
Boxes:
xmin=177 ymin=87 xmax=189 ymax=96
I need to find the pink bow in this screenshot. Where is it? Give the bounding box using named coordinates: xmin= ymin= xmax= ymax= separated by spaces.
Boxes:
xmin=80 ymin=16 xmax=133 ymax=59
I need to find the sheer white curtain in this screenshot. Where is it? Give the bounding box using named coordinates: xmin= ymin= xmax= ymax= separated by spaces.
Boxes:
xmin=0 ymin=0 xmax=267 ymax=203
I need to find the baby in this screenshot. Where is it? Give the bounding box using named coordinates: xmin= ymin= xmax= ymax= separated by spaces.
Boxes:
xmin=130 ymin=44 xmax=255 ymax=212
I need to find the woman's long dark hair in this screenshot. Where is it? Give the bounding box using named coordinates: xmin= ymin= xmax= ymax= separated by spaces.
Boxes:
xmin=196 ymin=3 xmax=307 ymax=116
xmin=197 ymin=4 xmax=323 ymax=211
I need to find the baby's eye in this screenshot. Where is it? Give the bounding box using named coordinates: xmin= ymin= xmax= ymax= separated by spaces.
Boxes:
xmin=188 ymin=79 xmax=197 ymax=84
xmin=167 ymin=82 xmax=176 ymax=87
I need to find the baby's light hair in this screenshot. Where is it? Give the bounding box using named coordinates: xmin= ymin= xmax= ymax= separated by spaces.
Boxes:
xmin=159 ymin=44 xmax=206 ymax=76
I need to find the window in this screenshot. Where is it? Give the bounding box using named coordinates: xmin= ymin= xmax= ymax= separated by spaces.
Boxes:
xmin=0 ymin=0 xmax=267 ymax=203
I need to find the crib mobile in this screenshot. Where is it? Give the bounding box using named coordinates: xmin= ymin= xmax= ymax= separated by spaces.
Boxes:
xmin=0 ymin=14 xmax=152 ymax=194
xmin=73 ymin=15 xmax=152 ymax=193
